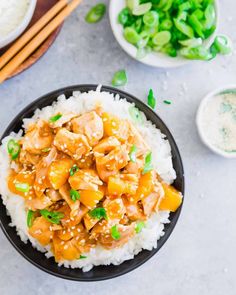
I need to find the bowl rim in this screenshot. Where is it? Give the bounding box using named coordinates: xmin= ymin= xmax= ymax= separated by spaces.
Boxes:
xmin=0 ymin=84 xmax=185 ymax=281
xmin=0 ymin=0 xmax=37 ymax=48
xmin=109 ymin=0 xmax=219 ymax=68
xmin=196 ymin=84 xmax=236 ymax=159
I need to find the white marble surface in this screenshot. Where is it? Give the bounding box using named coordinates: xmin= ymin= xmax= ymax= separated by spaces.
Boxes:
xmin=0 ymin=1 xmax=236 ymax=294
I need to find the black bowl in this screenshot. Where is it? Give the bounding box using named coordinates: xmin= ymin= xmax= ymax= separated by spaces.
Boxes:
xmin=0 ymin=85 xmax=184 ymax=281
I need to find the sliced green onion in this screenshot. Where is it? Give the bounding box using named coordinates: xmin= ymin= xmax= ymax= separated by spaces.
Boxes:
xmin=135 ymin=221 xmax=145 ymax=233
xmin=49 ymin=113 xmax=62 ymax=122
xmin=79 ymin=255 xmax=87 ymax=259
xmin=163 ymin=100 xmax=172 ymax=105
xmin=212 ymin=36 xmax=232 ymax=55
xmin=7 ymin=139 xmax=21 ymax=160
xmin=188 ymin=14 xmax=204 ymax=38
xmin=118 ymin=0 xmax=232 ymax=62
xmin=147 ymin=88 xmax=156 ymax=109
xmin=27 ymin=210 xmax=35 ymax=228
xmin=129 ymin=145 xmax=137 ymax=163
xmin=124 ymin=27 xmax=140 ymax=45
xmin=40 ymin=209 xmax=64 ymax=224
xmin=173 ymin=18 xmax=194 ymax=38
xmin=85 ymin=3 xmax=106 ymax=23
xmin=152 ymin=31 xmax=171 ymax=46
xmin=112 ymin=70 xmax=127 ymax=87
xmin=111 ymin=225 xmax=121 ymax=240
xmin=179 ymin=46 xmax=212 ymax=60
xmin=136 ymin=47 xmax=148 ymax=59
xmin=69 ymin=164 xmax=79 ymax=176
xmin=179 ymin=38 xmax=202 ymax=47
xmin=132 ymin=3 xmax=152 ymax=16
xmin=15 ymin=182 xmax=30 ymax=193
xmin=89 ymin=207 xmax=107 ymax=220
xmin=127 ymin=0 xmax=139 ymax=11
xmin=70 ymin=189 xmax=80 ymax=202
xmin=142 ymin=152 xmax=153 ymax=175
xmin=42 ymin=147 xmax=51 ymax=153
xmin=203 ymin=4 xmax=216 ymax=30
xmin=129 ymin=106 xmax=143 ymax=124
xmin=160 ymin=19 xmax=173 ymax=31
xmin=143 ymin=11 xmax=159 ymax=27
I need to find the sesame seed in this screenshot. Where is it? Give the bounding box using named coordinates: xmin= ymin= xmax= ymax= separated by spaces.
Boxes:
xmin=64 ymin=245 xmax=68 ymax=250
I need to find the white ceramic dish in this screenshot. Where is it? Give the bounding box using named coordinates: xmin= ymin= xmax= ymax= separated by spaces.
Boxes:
xmin=0 ymin=0 xmax=37 ymax=49
xmin=109 ymin=0 xmax=219 ymax=68
xmin=196 ymin=85 xmax=236 ymax=159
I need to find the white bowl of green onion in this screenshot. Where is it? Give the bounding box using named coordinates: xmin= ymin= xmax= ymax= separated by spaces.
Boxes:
xmin=109 ymin=0 xmax=223 ymax=68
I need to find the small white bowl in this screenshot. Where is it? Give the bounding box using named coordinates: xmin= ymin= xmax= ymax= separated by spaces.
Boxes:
xmin=0 ymin=0 xmax=37 ymax=49
xmin=109 ymin=0 xmax=219 ymax=68
xmin=196 ymin=85 xmax=236 ymax=159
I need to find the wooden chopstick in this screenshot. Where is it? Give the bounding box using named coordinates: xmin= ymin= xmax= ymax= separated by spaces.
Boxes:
xmin=0 ymin=0 xmax=82 ymax=83
xmin=0 ymin=0 xmax=68 ymax=70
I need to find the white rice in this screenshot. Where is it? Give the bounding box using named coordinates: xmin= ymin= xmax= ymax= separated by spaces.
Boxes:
xmin=0 ymin=86 xmax=175 ymax=271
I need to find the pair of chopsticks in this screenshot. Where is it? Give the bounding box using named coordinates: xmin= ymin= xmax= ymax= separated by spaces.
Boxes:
xmin=0 ymin=0 xmax=82 ymax=84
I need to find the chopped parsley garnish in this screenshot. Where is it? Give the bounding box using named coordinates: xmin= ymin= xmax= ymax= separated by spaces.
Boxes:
xmin=111 ymin=225 xmax=121 ymax=240
xmin=70 ymin=189 xmax=81 ymax=202
xmin=142 ymin=152 xmax=153 ymax=175
xmin=49 ymin=113 xmax=62 ymax=122
xmin=135 ymin=221 xmax=145 ymax=233
xmin=89 ymin=207 xmax=107 ymax=220
xmin=163 ymin=100 xmax=172 ymax=105
xmin=40 ymin=209 xmax=64 ymax=224
xmin=79 ymin=255 xmax=87 ymax=259
xmin=129 ymin=144 xmax=137 ymax=163
xmin=147 ymin=89 xmax=156 ymax=109
xmin=69 ymin=164 xmax=79 ymax=176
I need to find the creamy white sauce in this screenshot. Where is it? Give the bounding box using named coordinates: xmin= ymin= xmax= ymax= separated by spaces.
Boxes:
xmin=0 ymin=0 xmax=30 ymax=39
xmin=200 ymin=92 xmax=236 ymax=153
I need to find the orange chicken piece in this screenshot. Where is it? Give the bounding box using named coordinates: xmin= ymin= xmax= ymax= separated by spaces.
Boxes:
xmin=54 ymin=128 xmax=91 ymax=161
xmin=57 ymin=223 xmax=84 ymax=241
xmin=83 ymin=213 xmax=100 ymax=231
xmin=102 ymin=112 xmax=130 ymax=142
xmin=29 ymin=216 xmax=52 ymax=246
xmin=25 ymin=194 xmax=52 ymax=210
xmin=107 ymin=174 xmax=138 ymax=196
xmin=48 ymin=158 xmax=73 ymax=190
xmin=22 ymin=121 xmax=53 ymax=154
xmin=95 ymin=145 xmax=129 ymax=182
xmin=79 ymin=190 xmax=104 ymax=209
xmin=8 ymin=169 xmax=35 ymax=199
xmin=91 ymin=221 xmax=135 ymax=249
xmin=93 ymin=136 xmax=120 ymax=155
xmin=19 ymin=150 xmax=40 ymax=166
xmin=60 ymin=203 xmax=88 ymax=228
xmin=34 ymin=147 xmax=58 ymax=197
xmin=71 ymin=111 xmax=103 ymax=146
xmin=134 ymin=171 xmax=155 ymax=202
xmin=122 ymin=197 xmax=145 ymax=221
xmin=59 ymin=183 xmax=80 ymax=218
xmin=53 ymin=236 xmax=81 ymax=261
xmin=69 ymin=169 xmax=102 ymax=191
xmin=158 ymin=183 xmax=182 ymax=212
xmin=142 ymin=192 xmax=159 ymax=216
xmin=103 ymin=198 xmax=126 ymax=220
xmin=128 ymin=124 xmax=150 ymax=157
